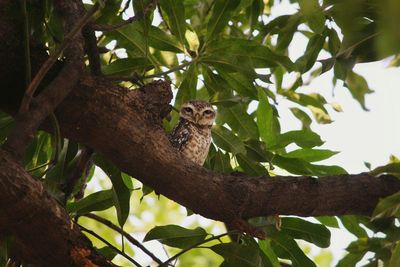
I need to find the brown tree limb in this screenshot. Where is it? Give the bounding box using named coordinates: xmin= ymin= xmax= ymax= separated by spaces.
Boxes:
xmin=0 ymin=149 xmax=118 ymax=267
xmin=48 ymin=77 xmax=400 ymax=223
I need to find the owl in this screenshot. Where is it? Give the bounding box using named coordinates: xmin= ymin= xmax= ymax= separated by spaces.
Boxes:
xmin=169 ymin=100 xmax=216 ymax=166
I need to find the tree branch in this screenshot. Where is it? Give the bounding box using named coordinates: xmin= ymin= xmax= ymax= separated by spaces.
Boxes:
xmin=0 ymin=149 xmax=118 ymax=267
xmin=83 ymin=213 xmax=163 ymax=265
xmin=48 ymin=77 xmax=400 ymax=223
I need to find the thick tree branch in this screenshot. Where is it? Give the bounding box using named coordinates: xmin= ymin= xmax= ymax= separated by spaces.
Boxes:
xmin=0 ymin=149 xmax=118 ymax=267
xmin=48 ymin=77 xmax=399 ymax=223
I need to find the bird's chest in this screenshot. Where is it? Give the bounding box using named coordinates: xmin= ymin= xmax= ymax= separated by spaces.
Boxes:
xmin=182 ymin=126 xmax=211 ymax=165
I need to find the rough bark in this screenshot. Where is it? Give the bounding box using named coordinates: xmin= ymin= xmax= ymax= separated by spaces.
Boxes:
xmin=0 ymin=149 xmax=117 ymax=267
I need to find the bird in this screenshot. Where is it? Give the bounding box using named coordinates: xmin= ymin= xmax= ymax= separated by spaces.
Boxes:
xmin=169 ymin=100 xmax=216 ymax=166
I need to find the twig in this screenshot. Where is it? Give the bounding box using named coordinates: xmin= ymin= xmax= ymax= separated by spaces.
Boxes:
xmin=79 ymin=224 xmax=141 ymax=267
xmin=160 ymin=232 xmax=231 ymax=266
xmin=18 ymin=3 xmax=100 ymax=114
xmin=84 ymin=213 xmax=163 ymax=265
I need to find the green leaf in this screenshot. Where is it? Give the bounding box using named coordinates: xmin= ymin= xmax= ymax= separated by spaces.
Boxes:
xmin=328 ymin=28 xmax=341 ymax=55
xmin=257 ymin=87 xmax=279 ymax=147
xmin=284 ymin=148 xmax=339 ymax=162
xmin=148 ymin=25 xmax=184 ymax=52
xmin=298 ymin=0 xmax=325 ymax=34
xmin=159 ymin=0 xmax=186 ymax=45
xmin=290 ymin=108 xmax=312 ymax=130
xmin=205 ymin=38 xmax=294 ymax=71
xmin=236 ymin=153 xmax=267 ymax=176
xmin=270 ymin=233 xmax=317 ymax=267
xmin=280 ymin=217 xmax=331 ymax=248
xmin=96 ymin=246 xmax=118 ymax=261
xmin=295 ymin=33 xmax=326 ymax=73
xmin=272 ymin=130 xmax=324 ymax=150
xmin=370 ymin=162 xmax=400 ymax=178
xmin=212 ymin=125 xmax=246 ymax=155
xmin=102 ymin=58 xmax=152 ymax=75
xmin=23 ymin=131 xmax=52 ymax=176
xmin=175 ymin=64 xmax=198 ymax=107
xmin=212 ymin=150 xmax=233 ymax=174
xmin=202 ymin=66 xmax=232 ymax=97
xmin=67 ymin=189 xmax=114 ymax=214
xmin=206 ymin=0 xmax=241 ymax=40
xmin=216 ymin=104 xmax=259 ymax=140
xmin=388 ymin=241 xmax=400 ymax=267
xmin=336 ymin=251 xmax=365 ymax=267
xmin=273 ymin=155 xmax=347 ymax=175
xmin=116 ymin=24 xmax=147 ymax=56
xmin=143 ymin=225 xmax=207 ymax=249
xmin=258 ymin=240 xmax=281 ymax=267
xmin=372 ymin=191 xmax=400 ymax=220
xmin=211 ymin=243 xmax=262 ymax=267
xmin=218 ymin=70 xmax=258 ymax=99
xmin=315 ymin=216 xmax=340 ymax=228
xmin=340 ymin=215 xmax=368 ymax=238
xmin=93 ymin=155 xmax=131 ymax=227
xmin=345 ymin=70 xmax=374 ymax=111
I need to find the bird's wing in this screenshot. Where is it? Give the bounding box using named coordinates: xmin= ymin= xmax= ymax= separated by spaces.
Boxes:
xmin=168 ymin=120 xmax=191 ymax=150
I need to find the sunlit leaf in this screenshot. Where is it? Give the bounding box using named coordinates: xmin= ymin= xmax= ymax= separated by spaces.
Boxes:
xmin=315 ymin=216 xmax=340 ymax=228
xmin=258 ymin=240 xmax=281 ymax=267
xmin=345 ymin=70 xmax=374 ymax=111
xmin=272 ymin=130 xmax=324 ymax=150
xmin=372 ymin=191 xmax=400 ymax=220
xmin=295 ymin=33 xmax=326 ymax=73
xmin=257 ymin=87 xmax=279 ymax=147
xmin=93 ymin=155 xmax=131 ymax=227
xmin=159 ymin=0 xmax=186 ymax=45
xmin=206 ymin=0 xmax=241 ymax=40
xmin=290 ymin=108 xmax=312 ymax=130
xmin=340 ymin=215 xmax=368 ymax=238
xmin=370 ymin=162 xmax=400 ymax=178
xmin=67 ymin=189 xmax=114 ymax=214
xmin=284 ymin=148 xmax=339 ymax=162
xmin=144 ymin=225 xmax=207 ymax=249
xmin=298 ymin=0 xmax=325 ymax=34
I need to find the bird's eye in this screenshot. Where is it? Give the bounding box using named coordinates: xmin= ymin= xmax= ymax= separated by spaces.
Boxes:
xmin=203 ymin=110 xmax=214 ymax=115
xmin=183 ymin=107 xmax=193 ymax=113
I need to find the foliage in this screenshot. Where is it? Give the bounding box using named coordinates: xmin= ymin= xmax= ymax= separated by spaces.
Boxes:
xmin=1 ymin=0 xmax=400 ymax=266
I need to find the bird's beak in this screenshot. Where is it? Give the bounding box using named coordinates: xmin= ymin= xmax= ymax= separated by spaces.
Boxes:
xmin=194 ymin=113 xmax=200 ymax=123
